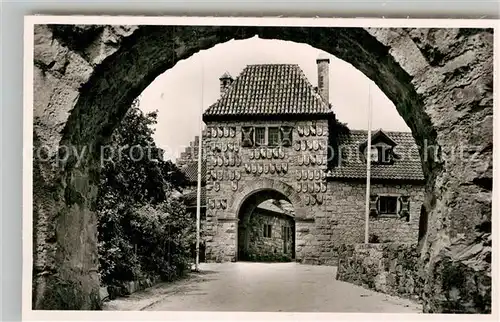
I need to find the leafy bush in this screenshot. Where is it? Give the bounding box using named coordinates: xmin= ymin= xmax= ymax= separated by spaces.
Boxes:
xmin=246 ymin=252 xmax=292 ymax=263
xmin=96 ymin=101 xmax=193 ymax=288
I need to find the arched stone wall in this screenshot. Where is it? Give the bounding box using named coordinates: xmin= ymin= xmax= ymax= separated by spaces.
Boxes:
xmin=229 ymin=177 xmax=302 ymax=218
xmin=232 ymin=184 xmax=296 ymax=261
xmin=32 ymin=24 xmax=492 ymax=312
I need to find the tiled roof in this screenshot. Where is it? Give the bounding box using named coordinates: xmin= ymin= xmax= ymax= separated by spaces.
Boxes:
xmin=203 ymin=64 xmax=333 ymax=119
xmin=180 ymin=161 xmax=206 ymax=184
xmin=328 ymin=130 xmax=425 ymax=181
xmin=257 ymin=199 xmax=295 ymax=216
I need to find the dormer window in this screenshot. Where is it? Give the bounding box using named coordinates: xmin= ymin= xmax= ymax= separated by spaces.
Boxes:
xmin=360 ymin=129 xmax=397 ymax=165
xmin=365 ymin=145 xmax=394 ymax=164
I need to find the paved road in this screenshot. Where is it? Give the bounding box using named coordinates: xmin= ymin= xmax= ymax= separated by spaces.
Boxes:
xmin=104 ymin=262 xmax=421 ymax=313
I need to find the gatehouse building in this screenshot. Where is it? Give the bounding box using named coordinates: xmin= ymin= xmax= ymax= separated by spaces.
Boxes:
xmin=178 ymin=56 xmax=425 ymax=264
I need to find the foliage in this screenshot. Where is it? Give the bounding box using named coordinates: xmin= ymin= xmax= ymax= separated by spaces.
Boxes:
xmin=39 ymin=276 xmax=100 ymax=310
xmin=96 ymin=99 xmax=193 ymax=287
xmin=245 ymin=253 xmax=292 ymax=263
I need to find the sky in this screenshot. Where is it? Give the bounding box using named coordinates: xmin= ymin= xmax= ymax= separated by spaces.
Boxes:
xmin=138 ymin=36 xmax=410 ymax=162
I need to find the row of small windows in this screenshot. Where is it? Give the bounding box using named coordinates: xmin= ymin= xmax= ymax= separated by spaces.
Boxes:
xmin=240 ymin=126 xmax=396 ymax=165
xmin=242 ymin=126 xmax=293 ymax=148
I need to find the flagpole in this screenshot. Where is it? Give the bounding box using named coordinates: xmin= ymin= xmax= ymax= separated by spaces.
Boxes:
xmin=195 ymin=54 xmax=204 ymax=271
xmin=364 ymin=82 xmax=372 ymax=244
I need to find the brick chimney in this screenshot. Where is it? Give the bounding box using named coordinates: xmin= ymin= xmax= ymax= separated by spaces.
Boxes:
xmin=316 ymin=53 xmax=330 ymax=104
xmin=219 ymin=71 xmax=233 ymax=96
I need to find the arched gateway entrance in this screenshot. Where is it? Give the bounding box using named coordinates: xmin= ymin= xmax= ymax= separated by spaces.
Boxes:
xmin=32 ymin=24 xmax=492 ymax=312
xmin=237 ymin=189 xmax=296 ymax=262
xmin=225 ymin=178 xmax=304 ymax=263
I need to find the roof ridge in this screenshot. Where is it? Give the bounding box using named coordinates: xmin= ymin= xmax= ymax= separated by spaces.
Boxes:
xmin=246 ymin=63 xmax=299 ymax=66
xmin=348 ymin=129 xmax=413 ymax=134
xmin=203 ymin=63 xmax=333 ymax=118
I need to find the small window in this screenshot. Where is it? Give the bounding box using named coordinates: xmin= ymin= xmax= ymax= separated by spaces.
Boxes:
xmin=282 ymin=226 xmax=291 ymax=240
xmin=367 ymin=145 xmax=393 ymax=164
xmin=268 ymin=127 xmax=280 ymax=147
xmin=379 ymin=196 xmax=398 ymax=215
xmin=379 ymin=146 xmax=393 ymax=164
xmin=255 ymin=127 xmax=266 ymax=146
xmin=263 ymin=224 xmax=272 ymax=238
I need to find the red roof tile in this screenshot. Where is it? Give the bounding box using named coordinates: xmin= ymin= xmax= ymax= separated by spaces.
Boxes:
xmin=203 ymin=64 xmax=333 ymax=119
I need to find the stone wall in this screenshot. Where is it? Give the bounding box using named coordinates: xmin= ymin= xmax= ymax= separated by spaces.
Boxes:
xmin=336 ymin=243 xmax=422 ymax=301
xmin=245 ymin=210 xmax=294 ymax=261
xmin=328 ymin=181 xmax=424 ymax=244
xmin=336 ymin=241 xmax=492 ymax=313
xmin=104 ymin=275 xmax=162 ymax=301
xmin=295 ymin=181 xmax=425 ymax=265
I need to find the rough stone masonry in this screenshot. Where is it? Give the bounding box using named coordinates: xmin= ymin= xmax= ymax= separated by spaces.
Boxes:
xmin=32 ymin=25 xmax=492 ymax=313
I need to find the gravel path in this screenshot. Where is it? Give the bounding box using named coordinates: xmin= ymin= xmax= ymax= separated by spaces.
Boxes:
xmin=103 ymin=262 xmax=422 ymax=313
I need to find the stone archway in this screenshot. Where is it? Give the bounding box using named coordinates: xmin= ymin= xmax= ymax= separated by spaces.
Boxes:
xmin=228 ymin=178 xmax=303 ymax=262
xmin=32 ymin=24 xmax=492 ymax=312
xmin=229 ymin=178 xmax=304 ymax=218
xmin=235 ymin=187 xmax=296 ymax=262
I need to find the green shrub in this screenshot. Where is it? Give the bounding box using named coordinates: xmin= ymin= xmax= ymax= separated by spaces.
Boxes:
xmin=96 ymin=103 xmax=193 ymax=288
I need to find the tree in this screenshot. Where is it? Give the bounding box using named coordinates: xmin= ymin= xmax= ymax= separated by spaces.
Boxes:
xmin=96 ymin=99 xmax=193 ymax=288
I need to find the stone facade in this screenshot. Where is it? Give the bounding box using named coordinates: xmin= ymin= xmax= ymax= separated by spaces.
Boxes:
xmin=243 ymin=208 xmax=294 ymax=261
xmin=325 ymin=181 xmax=425 ymax=245
xmin=200 ymin=61 xmax=427 ymax=265
xmin=203 ymin=118 xmax=329 ymax=262
xmin=202 ymin=117 xmax=425 ymax=264
xmin=277 ymin=180 xmax=425 ymax=265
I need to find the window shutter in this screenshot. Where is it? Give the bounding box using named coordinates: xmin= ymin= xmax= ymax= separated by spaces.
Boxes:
xmin=369 ymin=194 xmax=379 ymax=217
xmin=241 ymin=127 xmax=254 ymax=147
xmin=386 ymin=148 xmax=394 ymax=163
xmin=377 ymin=146 xmax=383 ymax=163
xmin=280 ymin=126 xmax=293 ymax=147
xmin=398 ymin=195 xmax=411 ymax=221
